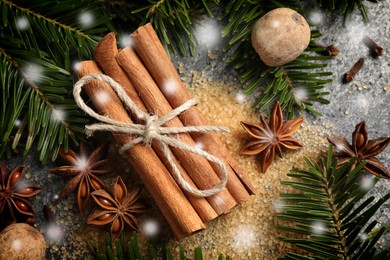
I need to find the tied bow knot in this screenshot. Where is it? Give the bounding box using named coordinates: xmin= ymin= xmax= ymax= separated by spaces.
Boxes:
xmin=73 ymin=73 xmax=229 ymax=197
xmin=143 ymin=114 xmax=159 ymax=146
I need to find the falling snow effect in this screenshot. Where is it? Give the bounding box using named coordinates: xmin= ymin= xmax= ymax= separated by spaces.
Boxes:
xmin=51 ymin=108 xmax=65 ymax=122
xmin=76 ymin=157 xmax=89 ymax=171
xmin=333 ymin=142 xmax=346 ymax=153
xmin=79 ymin=11 xmax=94 ymax=28
xmin=353 ymin=93 xmax=370 ymax=114
xmin=308 ymin=10 xmax=325 ymax=25
xmin=272 ymin=199 xmax=283 ymax=213
xmin=23 ymin=64 xmax=44 ymax=84
xmin=235 ymin=92 xmax=246 ymax=104
xmin=310 ymin=221 xmax=326 ymax=235
xmin=14 ymin=119 xmax=22 ymax=128
xmin=232 ymin=225 xmax=258 ymax=252
xmin=141 ymin=219 xmax=159 ymax=237
xmin=73 ymin=61 xmax=82 ymax=73
xmin=161 ymin=79 xmax=178 ymax=96
xmin=94 ymin=91 xmax=110 ymax=105
xmin=293 ymin=88 xmax=308 ymax=101
xmin=360 ymin=232 xmax=368 ymax=241
xmin=195 ymin=140 xmax=204 ymax=150
xmin=11 ymin=239 xmax=22 ymax=250
xmin=345 ymin=22 xmax=368 ymax=49
xmin=360 ymin=175 xmax=374 ymax=191
xmin=16 ymin=17 xmax=29 ymax=31
xmin=119 ymin=34 xmax=134 ymax=48
xmin=194 ymin=18 xmax=222 ymax=49
xmin=45 ymin=223 xmax=63 ymax=242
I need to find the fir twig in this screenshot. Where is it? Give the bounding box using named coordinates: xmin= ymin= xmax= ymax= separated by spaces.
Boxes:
xmin=0 ymin=0 xmax=114 ymax=162
xmin=277 ymin=145 xmax=390 ymax=259
xmin=131 ymin=0 xmax=219 ymax=56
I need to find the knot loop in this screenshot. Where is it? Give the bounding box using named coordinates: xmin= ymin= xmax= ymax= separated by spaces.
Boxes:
xmin=73 ymin=73 xmax=230 ymax=197
xmin=143 ymin=115 xmax=159 ymax=145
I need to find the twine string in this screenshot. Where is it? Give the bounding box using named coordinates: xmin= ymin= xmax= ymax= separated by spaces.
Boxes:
xmin=73 ymin=73 xmax=229 ymax=197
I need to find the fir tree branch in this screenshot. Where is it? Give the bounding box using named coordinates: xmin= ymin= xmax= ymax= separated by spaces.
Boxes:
xmin=2 ymin=0 xmax=96 ymax=44
xmin=0 ymin=0 xmax=113 ymax=162
xmin=277 ymin=146 xmax=390 ymax=259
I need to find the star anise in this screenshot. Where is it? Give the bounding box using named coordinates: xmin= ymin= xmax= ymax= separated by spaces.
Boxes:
xmin=328 ymin=121 xmax=390 ymax=179
xmin=48 ymin=142 xmax=112 ymax=213
xmin=87 ymin=176 xmax=145 ymax=239
xmin=240 ymin=102 xmax=304 ymax=173
xmin=0 ymin=162 xmax=43 ymax=226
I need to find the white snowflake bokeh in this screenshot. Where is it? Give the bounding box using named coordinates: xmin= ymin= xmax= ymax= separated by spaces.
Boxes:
xmin=14 ymin=119 xmax=22 ymax=128
xmin=235 ymin=92 xmax=246 ymax=104
xmin=79 ymin=11 xmax=94 ymax=28
xmin=161 ymin=79 xmax=178 ymax=96
xmin=119 ymin=34 xmax=134 ymax=48
xmin=310 ymin=221 xmax=327 ymax=235
xmin=16 ymin=17 xmax=29 ymax=31
xmin=359 ymin=232 xmax=368 ymax=241
xmin=293 ymin=88 xmax=309 ymax=101
xmin=141 ymin=219 xmax=159 ymax=237
xmin=51 ymin=108 xmax=65 ymax=122
xmin=195 ymin=140 xmax=204 ymax=150
xmin=94 ymin=91 xmax=111 ymax=105
xmin=45 ymin=223 xmax=63 ymax=242
xmin=194 ymin=18 xmax=222 ymax=49
xmin=76 ymin=156 xmax=89 ymax=171
xmin=11 ymin=239 xmax=22 ymax=250
xmin=360 ymin=174 xmax=375 ymax=191
xmin=308 ymin=10 xmax=325 ymax=25
xmin=232 ymin=224 xmax=258 ymax=252
xmin=23 ymin=63 xmax=44 ymax=84
xmin=73 ymin=61 xmax=82 ymax=73
xmin=345 ymin=22 xmax=368 ymax=49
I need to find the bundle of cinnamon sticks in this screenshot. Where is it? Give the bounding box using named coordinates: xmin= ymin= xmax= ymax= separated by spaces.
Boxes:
xmin=76 ymin=24 xmax=255 ymax=239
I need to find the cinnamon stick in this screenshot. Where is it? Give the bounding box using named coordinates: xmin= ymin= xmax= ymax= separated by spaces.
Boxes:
xmin=77 ymin=61 xmax=205 ymax=239
xmin=130 ymin=24 xmax=255 ymax=202
xmin=93 ymin=33 xmax=218 ymax=223
xmin=116 ymin=47 xmax=237 ymax=214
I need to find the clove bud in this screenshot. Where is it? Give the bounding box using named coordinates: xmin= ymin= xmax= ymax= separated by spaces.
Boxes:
xmin=343 ymin=58 xmax=364 ymax=83
xmin=363 ymin=36 xmax=383 ymax=58
xmin=317 ymin=43 xmax=340 ymax=56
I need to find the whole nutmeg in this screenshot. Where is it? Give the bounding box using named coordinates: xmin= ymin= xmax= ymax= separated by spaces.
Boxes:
xmin=0 ymin=223 xmax=46 ymax=260
xmin=251 ymin=8 xmax=310 ymax=67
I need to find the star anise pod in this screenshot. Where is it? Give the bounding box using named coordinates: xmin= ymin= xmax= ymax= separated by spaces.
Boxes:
xmin=48 ymin=142 xmax=112 ymax=213
xmin=87 ymin=176 xmax=145 ymax=239
xmin=328 ymin=121 xmax=390 ymax=179
xmin=0 ymin=162 xmax=43 ymax=225
xmin=240 ymin=102 xmax=304 ymax=173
